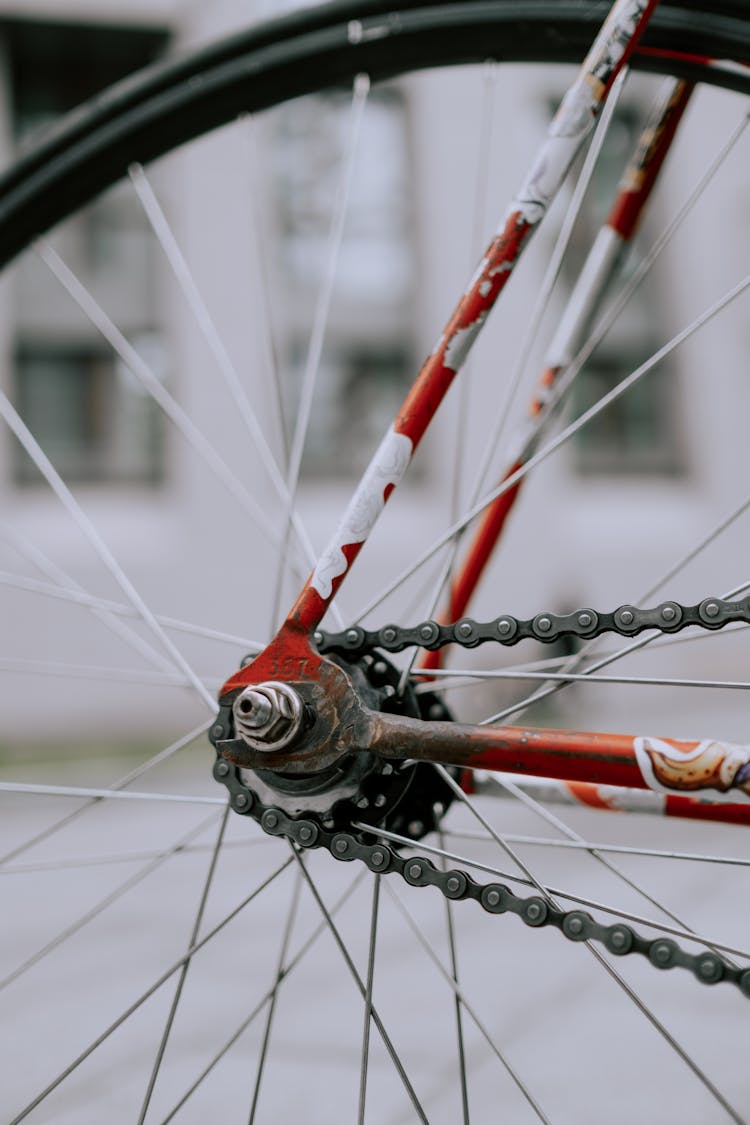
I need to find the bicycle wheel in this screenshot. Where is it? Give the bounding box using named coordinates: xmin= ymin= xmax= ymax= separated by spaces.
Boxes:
xmin=2 ymin=2 xmax=750 ymax=1122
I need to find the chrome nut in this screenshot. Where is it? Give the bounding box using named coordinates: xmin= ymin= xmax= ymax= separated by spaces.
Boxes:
xmin=233 ymin=681 xmax=305 ymax=752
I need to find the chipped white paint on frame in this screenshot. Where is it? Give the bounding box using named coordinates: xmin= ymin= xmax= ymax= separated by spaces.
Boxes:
xmin=502 ymin=0 xmax=649 ymax=228
xmin=443 ymin=313 xmax=487 ymax=373
xmin=508 ymin=82 xmax=598 ymax=226
xmin=310 ymin=429 xmax=414 ymax=600
xmin=463 ymin=255 xmax=490 ymax=297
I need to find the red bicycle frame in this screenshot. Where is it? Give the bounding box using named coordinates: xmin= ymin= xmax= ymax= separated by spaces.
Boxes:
xmin=220 ymin=0 xmax=750 ymax=828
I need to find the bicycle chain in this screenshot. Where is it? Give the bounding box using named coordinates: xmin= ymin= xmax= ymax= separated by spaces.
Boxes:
xmin=212 ymin=752 xmax=750 ymax=994
xmin=313 ymin=593 xmax=750 ymax=658
xmin=213 ymin=592 xmax=750 ymax=994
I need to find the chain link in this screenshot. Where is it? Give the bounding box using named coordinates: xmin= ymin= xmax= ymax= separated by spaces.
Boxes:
xmin=211 ymin=754 xmax=750 ymax=995
xmin=314 ymin=594 xmax=748 ymax=657
xmin=214 ymin=592 xmax=750 ymax=995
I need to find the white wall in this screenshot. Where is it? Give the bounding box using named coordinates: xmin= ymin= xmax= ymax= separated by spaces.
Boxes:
xmin=1 ymin=1 xmax=748 ymax=746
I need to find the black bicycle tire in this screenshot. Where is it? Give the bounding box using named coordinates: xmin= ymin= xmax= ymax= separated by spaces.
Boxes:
xmin=0 ymin=0 xmax=747 ymax=272
xmin=3 ymin=6 xmax=750 ymax=1120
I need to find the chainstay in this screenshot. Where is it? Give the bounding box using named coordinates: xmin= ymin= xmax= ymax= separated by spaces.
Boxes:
xmin=219 ymin=591 xmax=750 ymax=993
xmin=212 ymin=755 xmax=750 ymax=996
xmin=314 ymin=594 xmax=750 ymax=657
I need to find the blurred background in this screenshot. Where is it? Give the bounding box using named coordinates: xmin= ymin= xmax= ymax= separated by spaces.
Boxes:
xmin=0 ymin=0 xmax=748 ymax=745
xmin=1 ymin=1 xmax=750 ymax=1122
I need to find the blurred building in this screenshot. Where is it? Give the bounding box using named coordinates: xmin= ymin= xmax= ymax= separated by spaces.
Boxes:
xmin=0 ymin=0 xmax=748 ymax=744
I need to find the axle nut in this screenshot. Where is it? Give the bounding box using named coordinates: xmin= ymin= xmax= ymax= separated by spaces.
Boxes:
xmin=233 ymin=681 xmax=305 ymax=752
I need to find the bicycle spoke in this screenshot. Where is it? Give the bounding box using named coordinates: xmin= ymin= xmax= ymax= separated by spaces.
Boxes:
xmin=413 ymin=639 xmax=736 ymax=691
xmin=247 ymin=867 xmax=303 ymax=1124
xmin=473 ymin=67 xmax=628 ymax=494
xmin=413 ymin=653 xmax=574 ymax=691
xmin=161 ymin=987 xmax=271 ymax=1122
xmin=159 ymin=868 xmax=368 ymax=1124
xmin=130 ymin=162 xmax=286 ymax=500
xmin=137 ymin=803 xmax=230 ymax=1123
xmin=0 ymin=722 xmax=209 ymax=867
xmin=8 ymin=855 xmax=293 ymax=1124
xmin=383 ymin=880 xmax=550 ymax=1124
xmin=36 ymin=239 xmax=305 ymax=581
xmin=357 ymin=873 xmax=381 ymax=1125
xmin=356 ymin=113 xmax=750 ymax=623
xmin=350 ymin=822 xmax=750 ymax=959
xmin=486 ymin=578 xmax=750 ymax=724
xmin=438 ymin=831 xmax=470 ymax=1125
xmin=434 ymin=770 xmax=746 ymax=1122
xmin=445 ymin=60 xmax=500 ymax=541
xmin=588 ymin=622 xmax=750 ymax=658
xmin=283 ymin=1 xmax=658 ymax=639
xmin=409 ymin=63 xmax=499 ymax=697
xmin=0 ymin=386 xmax=216 ymax=711
xmin=240 ymin=114 xmax=288 ymax=466
xmin=2 ymin=6 xmax=749 ymax=1121
xmin=291 ymin=843 xmax=430 ymax=1125
xmin=270 ymin=74 xmax=370 ymax=631
xmin=640 ymin=492 xmax=750 ymax=604
xmin=0 ymin=657 xmax=216 ymax=689
xmin=486 ymin=774 xmax=736 ymax=962
xmin=415 ymin=667 xmax=750 ymax=692
xmin=488 ymin=497 xmax=750 ymax=721
xmin=441 ymin=829 xmax=750 ymax=868
xmin=129 ymin=164 xmax=325 ymax=596
xmin=0 ymin=568 xmax=261 ymax=650
xmin=583 ymin=941 xmax=745 ymax=1125
xmin=397 ymin=70 xmax=627 ymax=696
xmin=1 ymin=836 xmax=268 ymax=877
xmin=1 ymin=811 xmax=219 ymax=991
xmin=0 ymin=781 xmax=224 ymax=805
xmin=0 ymin=523 xmax=174 ymax=675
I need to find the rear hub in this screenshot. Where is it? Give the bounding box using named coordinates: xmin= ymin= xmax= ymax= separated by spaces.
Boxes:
xmin=209 ymin=651 xmax=456 ymax=842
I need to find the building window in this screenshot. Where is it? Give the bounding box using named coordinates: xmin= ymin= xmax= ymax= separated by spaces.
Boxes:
xmin=551 ymin=97 xmax=685 ymax=477
xmin=6 ymin=18 xmax=168 ymax=143
xmin=271 ymin=84 xmax=416 ymax=477
xmin=6 ymin=18 xmax=169 ymax=489
xmin=273 ymin=85 xmax=413 ymax=303
xmin=287 ymin=342 xmax=414 ymax=478
xmin=570 ymin=354 xmax=682 ymax=476
xmin=12 ymin=340 xmax=164 ymax=486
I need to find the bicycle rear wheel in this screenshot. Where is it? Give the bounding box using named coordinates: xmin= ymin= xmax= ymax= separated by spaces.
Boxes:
xmin=2 ymin=3 xmax=750 ymax=1122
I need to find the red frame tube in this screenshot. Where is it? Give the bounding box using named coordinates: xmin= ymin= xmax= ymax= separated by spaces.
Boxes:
xmin=248 ymin=0 xmax=661 ymax=651
xmin=475 ymin=775 xmax=750 ymax=827
xmin=421 ymin=78 xmax=692 ymax=673
xmin=215 ymin=3 xmax=750 ymax=832
xmin=366 ymin=715 xmax=750 ymax=812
